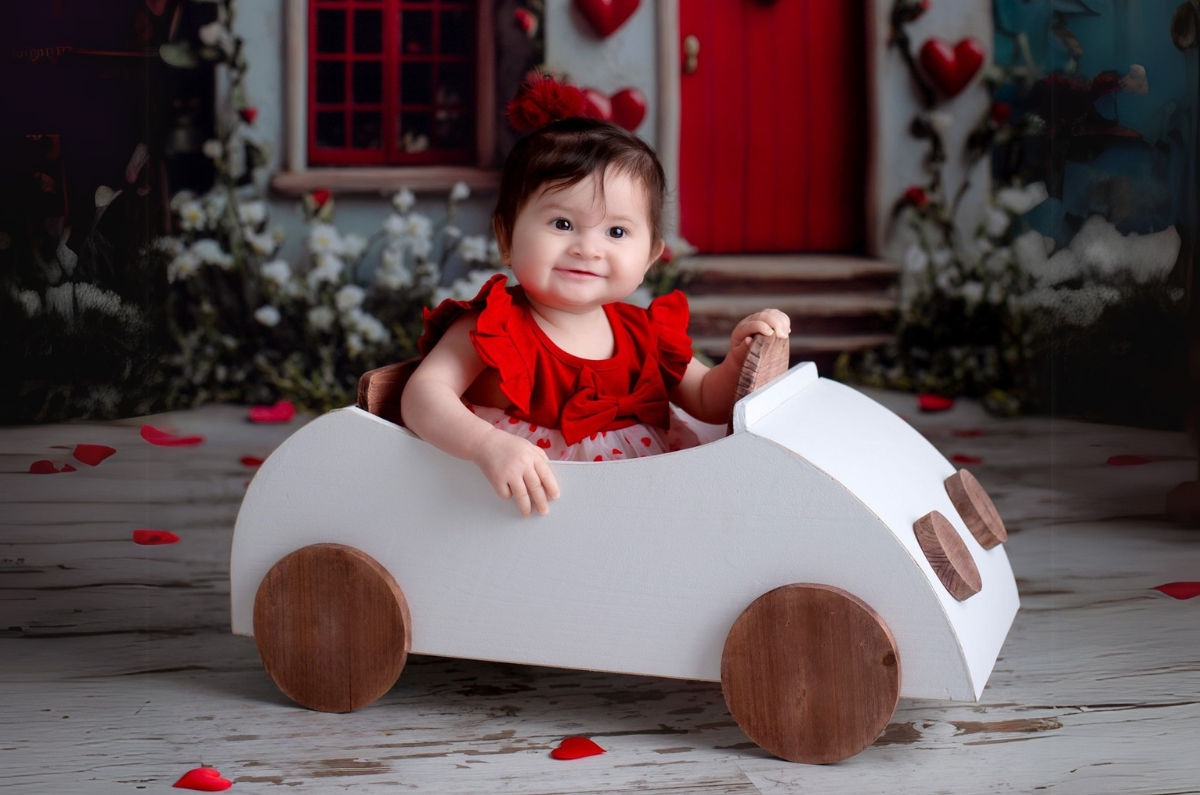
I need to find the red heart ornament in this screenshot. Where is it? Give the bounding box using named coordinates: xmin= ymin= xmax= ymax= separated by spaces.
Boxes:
xmin=141 ymin=425 xmax=205 ymax=446
xmin=247 ymin=400 xmax=295 ymax=424
xmin=133 ymin=529 xmax=180 ymax=545
xmin=918 ymin=37 xmax=985 ymax=97
xmin=173 ymin=767 xmax=232 ymax=791
xmin=574 ymin=0 xmax=639 ymax=37
xmin=581 ymin=88 xmax=613 ymax=121
xmin=610 ymin=87 xmax=646 ymax=131
xmin=550 ymin=736 xmax=606 ymax=760
xmin=1153 ymin=582 xmax=1200 ymax=600
xmin=73 ymin=444 xmax=116 ymax=466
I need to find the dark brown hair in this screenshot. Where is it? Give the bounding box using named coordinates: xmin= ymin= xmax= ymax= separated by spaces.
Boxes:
xmin=492 ymin=117 xmax=667 ymax=253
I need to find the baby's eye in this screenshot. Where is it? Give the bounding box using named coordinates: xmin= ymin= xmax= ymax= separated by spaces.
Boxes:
xmin=608 ymin=227 xmax=628 ymax=239
xmin=552 ymin=218 xmax=572 ymax=231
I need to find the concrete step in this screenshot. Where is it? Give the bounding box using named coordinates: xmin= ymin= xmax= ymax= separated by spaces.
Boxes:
xmin=690 ymin=332 xmax=893 ymax=360
xmin=678 ymin=254 xmax=900 ymax=295
xmin=686 ymin=292 xmax=898 ymax=336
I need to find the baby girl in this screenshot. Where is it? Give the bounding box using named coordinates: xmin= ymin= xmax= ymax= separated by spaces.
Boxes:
xmin=402 ymin=83 xmax=789 ymax=517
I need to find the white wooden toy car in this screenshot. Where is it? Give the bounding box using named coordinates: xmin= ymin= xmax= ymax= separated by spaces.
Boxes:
xmin=231 ymin=339 xmax=1019 ymax=764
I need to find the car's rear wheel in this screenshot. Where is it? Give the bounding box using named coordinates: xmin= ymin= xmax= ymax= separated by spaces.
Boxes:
xmin=253 ymin=543 xmax=411 ymax=712
xmin=721 ymin=583 xmax=900 ymax=764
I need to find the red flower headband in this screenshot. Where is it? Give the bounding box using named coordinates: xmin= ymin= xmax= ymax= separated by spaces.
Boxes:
xmin=506 ymin=75 xmax=586 ymax=133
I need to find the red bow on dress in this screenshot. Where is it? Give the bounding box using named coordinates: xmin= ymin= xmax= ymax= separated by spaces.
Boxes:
xmin=559 ymin=362 xmax=670 ymax=445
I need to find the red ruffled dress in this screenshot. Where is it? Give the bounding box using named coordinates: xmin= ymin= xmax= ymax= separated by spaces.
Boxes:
xmin=417 ymin=274 xmax=725 ymax=461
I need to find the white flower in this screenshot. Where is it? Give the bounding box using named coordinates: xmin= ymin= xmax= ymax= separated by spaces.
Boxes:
xmin=487 ymin=238 xmax=502 ymax=266
xmin=960 ymin=280 xmax=985 ymax=305
xmin=409 ymin=235 xmax=433 ymax=259
xmin=46 ymin=284 xmax=76 ymax=325
xmin=199 ymin=21 xmax=224 ymax=46
xmin=260 ymin=260 xmax=292 ymax=286
xmin=246 ymin=230 xmax=277 ymax=256
xmin=436 ymin=269 xmax=505 ymax=304
xmin=927 ymin=111 xmax=954 ymax=136
xmin=202 ymin=192 xmax=228 ymax=225
xmin=238 ymin=200 xmax=267 ymax=228
xmin=169 ymin=190 xmax=196 ymax=212
xmin=443 ymin=224 xmax=463 ymax=242
xmin=392 ymin=187 xmax=416 ymax=214
xmin=376 ymin=260 xmax=413 ymax=290
xmin=57 ymin=230 xmax=78 ymax=274
xmin=307 ymin=252 xmax=345 ymax=288
xmin=307 ymin=305 xmax=336 ymax=332
xmin=903 ymin=244 xmax=929 ymax=274
xmin=996 ymin=182 xmax=1048 ymax=215
xmin=339 ymin=232 xmax=368 ymax=261
xmin=459 ymin=235 xmax=489 ymax=263
xmin=930 ymin=248 xmax=953 ymax=269
xmin=95 ymin=186 xmax=121 ymax=209
xmin=168 ymin=251 xmax=200 ymax=281
xmin=191 ymin=238 xmax=234 ymax=268
xmin=347 ymin=332 xmax=365 ymax=357
xmin=984 ymin=206 xmax=1010 ymax=238
xmin=178 ymin=200 xmax=206 ymax=231
xmin=17 ymin=289 xmax=41 ymax=316
xmin=74 ymin=282 xmax=125 ymax=318
xmin=155 ymin=236 xmax=185 ymax=257
xmin=254 ymin=305 xmax=281 ymax=327
xmin=449 ymin=181 xmax=470 ymax=202
xmin=202 ymin=139 xmax=224 ymax=160
xmin=1013 ymin=229 xmax=1049 ymax=274
xmin=308 ymin=222 xmax=342 ymax=255
xmin=346 ymin=307 xmax=389 ymax=343
xmin=335 ymin=284 xmax=366 ymax=312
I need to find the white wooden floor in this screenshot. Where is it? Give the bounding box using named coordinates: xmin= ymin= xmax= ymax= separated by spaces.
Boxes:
xmin=3 ymin=390 xmax=1199 ymax=794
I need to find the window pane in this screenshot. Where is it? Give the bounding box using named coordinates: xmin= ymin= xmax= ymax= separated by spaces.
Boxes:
xmin=352 ymin=111 xmax=382 ymax=149
xmin=401 ymin=10 xmax=433 ymax=54
xmin=354 ymin=9 xmax=382 ymax=53
xmin=316 ymin=9 xmax=346 ymax=53
xmin=316 ymin=60 xmax=345 ymax=103
xmin=398 ymin=112 xmax=433 ymax=152
xmin=436 ymin=60 xmax=470 ymax=107
xmin=436 ymin=108 xmax=472 ymax=149
xmin=439 ymin=9 xmax=471 ymax=55
xmin=353 ymin=61 xmax=382 ymax=103
xmin=400 ymin=61 xmax=434 ymax=105
xmin=316 ymin=112 xmax=346 ymax=148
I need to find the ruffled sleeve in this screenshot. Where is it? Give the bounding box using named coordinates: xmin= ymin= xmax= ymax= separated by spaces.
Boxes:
xmin=647 ymin=289 xmax=693 ymax=387
xmin=415 ymin=273 xmax=533 ymax=414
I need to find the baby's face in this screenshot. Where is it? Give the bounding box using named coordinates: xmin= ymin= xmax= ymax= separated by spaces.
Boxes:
xmin=506 ymin=170 xmax=663 ymax=313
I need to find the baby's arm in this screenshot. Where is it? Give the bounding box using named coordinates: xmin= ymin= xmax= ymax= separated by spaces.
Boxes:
xmin=401 ymin=315 xmax=560 ymax=517
xmin=670 ymin=309 xmax=791 ymax=424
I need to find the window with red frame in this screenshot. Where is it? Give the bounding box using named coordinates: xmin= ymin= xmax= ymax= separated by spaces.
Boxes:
xmin=309 ymin=0 xmax=477 ymax=166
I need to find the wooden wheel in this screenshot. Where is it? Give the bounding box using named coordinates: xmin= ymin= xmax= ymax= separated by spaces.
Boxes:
xmin=253 ymin=543 xmax=411 ymax=713
xmin=721 ymin=584 xmax=900 ymax=764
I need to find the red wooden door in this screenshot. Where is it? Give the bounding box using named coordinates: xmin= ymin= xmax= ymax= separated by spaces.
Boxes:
xmin=678 ymin=1 xmax=867 ymax=254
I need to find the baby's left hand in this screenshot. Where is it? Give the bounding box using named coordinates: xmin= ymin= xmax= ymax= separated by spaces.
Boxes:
xmin=728 ymin=309 xmax=791 ymax=365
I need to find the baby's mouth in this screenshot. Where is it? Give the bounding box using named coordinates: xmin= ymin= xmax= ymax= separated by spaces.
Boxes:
xmin=555 ymin=267 xmax=602 ymax=278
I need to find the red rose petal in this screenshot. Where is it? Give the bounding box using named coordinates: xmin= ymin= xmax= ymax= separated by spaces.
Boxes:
xmin=173 ymin=767 xmax=232 ymax=791
xmin=60 ymin=464 xmax=76 ymax=472
xmin=952 ymin=429 xmax=985 ymax=438
xmin=141 ymin=425 xmax=204 ymax=446
xmin=1153 ymin=582 xmax=1200 ymax=600
xmin=240 ymin=456 xmax=264 ymax=468
xmin=133 ymin=529 xmax=180 ymax=545
xmin=550 ymin=736 xmax=606 ymax=760
xmin=29 ymin=460 xmax=60 ymax=474
xmin=73 ymin=444 xmax=116 ymax=466
xmin=951 ymin=454 xmax=983 ymax=464
xmin=1107 ymin=455 xmax=1151 ymax=466
xmin=918 ymin=393 xmax=955 ymax=412
xmin=247 ymin=400 xmax=296 ymax=424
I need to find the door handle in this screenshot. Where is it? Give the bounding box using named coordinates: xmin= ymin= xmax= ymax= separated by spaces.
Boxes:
xmin=683 ymin=34 xmax=700 ymax=75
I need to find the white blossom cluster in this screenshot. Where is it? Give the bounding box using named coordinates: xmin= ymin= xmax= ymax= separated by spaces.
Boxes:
xmin=161 ymin=189 xmax=283 ymax=282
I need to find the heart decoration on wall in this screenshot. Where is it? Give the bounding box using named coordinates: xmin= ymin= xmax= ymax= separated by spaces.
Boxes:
xmin=574 ymin=0 xmax=640 ymax=37
xmin=581 ymin=87 xmax=646 ymax=131
xmin=918 ymin=37 xmax=985 ymax=98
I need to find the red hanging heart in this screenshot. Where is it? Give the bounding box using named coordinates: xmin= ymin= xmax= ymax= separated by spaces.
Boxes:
xmin=918 ymin=37 xmax=985 ymax=97
xmin=247 ymin=400 xmax=295 ymax=424
xmin=917 ymin=393 xmax=955 ymax=412
xmin=133 ymin=529 xmax=180 ymax=545
xmin=1153 ymin=582 xmax=1200 ymax=600
xmin=550 ymin=736 xmax=606 ymax=760
xmin=574 ymin=0 xmax=639 ymax=37
xmin=610 ymin=87 xmax=646 ymax=131
xmin=173 ymin=766 xmax=232 ymax=791
xmin=141 ymin=425 xmax=205 ymax=446
xmin=73 ymin=444 xmax=116 ymax=466
xmin=581 ymin=88 xmax=613 ymax=121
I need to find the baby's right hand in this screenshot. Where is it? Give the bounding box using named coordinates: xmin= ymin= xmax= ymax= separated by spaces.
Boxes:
xmin=471 ymin=429 xmax=561 ymax=517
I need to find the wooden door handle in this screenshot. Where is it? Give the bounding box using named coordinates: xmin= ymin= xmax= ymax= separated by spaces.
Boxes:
xmin=683 ymin=34 xmax=700 ymax=74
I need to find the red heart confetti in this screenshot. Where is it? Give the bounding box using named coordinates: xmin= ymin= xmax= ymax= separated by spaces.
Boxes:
xmin=1153 ymin=582 xmax=1200 ymax=600
xmin=1107 ymin=455 xmax=1151 ymax=466
xmin=141 ymin=425 xmax=204 ymax=446
xmin=133 ymin=529 xmax=180 ymax=546
xmin=952 ymin=429 xmax=985 ymax=438
xmin=173 ymin=767 xmax=232 ymax=791
xmin=550 ymin=736 xmax=606 ymax=760
xmin=239 ymin=456 xmax=265 ymax=468
xmin=247 ymin=400 xmax=296 ymax=424
xmin=73 ymin=444 xmax=116 ymax=466
xmin=951 ymin=453 xmax=983 ymax=464
xmin=918 ymin=393 xmax=955 ymax=412
xmin=29 ymin=460 xmax=63 ymax=474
